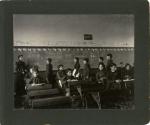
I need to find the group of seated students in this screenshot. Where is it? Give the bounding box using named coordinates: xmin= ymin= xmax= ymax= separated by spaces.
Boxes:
xmin=15 ymin=54 xmax=134 ymax=96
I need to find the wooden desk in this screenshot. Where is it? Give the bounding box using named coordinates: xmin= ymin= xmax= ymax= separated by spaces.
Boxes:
xmin=27 ymin=88 xmax=60 ymax=98
xmin=123 ymin=79 xmax=134 ymax=96
xmin=26 ymin=83 xmax=52 ymax=91
xmin=67 ymin=80 xmax=104 ymax=109
xmin=123 ymin=79 xmax=134 ymax=88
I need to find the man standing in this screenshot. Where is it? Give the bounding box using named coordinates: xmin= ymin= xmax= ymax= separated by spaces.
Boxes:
xmin=82 ymin=58 xmax=91 ymax=80
xmin=15 ymin=55 xmax=27 ymax=96
xmin=45 ymin=58 xmax=53 ymax=85
xmin=106 ymin=53 xmax=114 ymax=72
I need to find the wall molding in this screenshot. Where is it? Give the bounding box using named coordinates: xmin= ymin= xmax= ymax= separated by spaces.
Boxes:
xmin=13 ymin=46 xmax=134 ymax=52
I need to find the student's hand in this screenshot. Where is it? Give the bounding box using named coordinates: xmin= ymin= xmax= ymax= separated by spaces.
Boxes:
xmin=31 ymin=83 xmax=36 ymax=86
xmin=67 ymin=79 xmax=71 ymax=82
xmin=98 ymin=81 xmax=102 ymax=84
xmin=100 ymin=77 xmax=106 ymax=81
xmin=115 ymin=80 xmax=121 ymax=83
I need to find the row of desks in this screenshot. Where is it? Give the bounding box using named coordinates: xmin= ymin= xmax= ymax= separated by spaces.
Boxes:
xmin=25 ymin=79 xmax=134 ymax=109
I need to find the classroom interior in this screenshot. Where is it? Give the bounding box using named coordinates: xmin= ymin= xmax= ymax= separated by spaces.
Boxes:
xmin=13 ymin=14 xmax=134 ymax=109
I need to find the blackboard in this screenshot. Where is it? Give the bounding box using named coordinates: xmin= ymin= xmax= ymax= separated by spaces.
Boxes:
xmin=13 ymin=47 xmax=134 ymax=71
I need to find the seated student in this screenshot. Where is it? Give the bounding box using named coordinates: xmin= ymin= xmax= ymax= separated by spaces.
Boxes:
xmin=82 ymin=58 xmax=91 ymax=80
xmin=29 ymin=70 xmax=42 ymax=85
xmin=107 ymin=63 xmax=122 ymax=89
xmin=124 ymin=63 xmax=134 ymax=80
xmin=45 ymin=58 xmax=53 ymax=85
xmin=66 ymin=68 xmax=75 ymax=96
xmin=72 ymin=57 xmax=80 ymax=79
xmin=106 ymin=53 xmax=114 ymax=72
xmin=29 ymin=67 xmax=33 ymax=77
xmin=56 ymin=65 xmax=70 ymax=96
xmin=56 ymin=64 xmax=67 ymax=88
xmin=118 ymin=62 xmax=125 ymax=80
xmin=98 ymin=57 xmax=105 ymax=66
xmin=25 ymin=67 xmax=34 ymax=85
xmin=32 ymin=65 xmax=39 ymax=73
xmin=66 ymin=68 xmax=74 ymax=81
xmin=96 ymin=63 xmax=107 ymax=84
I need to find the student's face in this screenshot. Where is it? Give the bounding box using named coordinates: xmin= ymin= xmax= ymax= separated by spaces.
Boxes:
xmin=111 ymin=66 xmax=116 ymax=72
xmin=126 ymin=65 xmax=130 ymax=70
xmin=67 ymin=71 xmax=72 ymax=76
xmin=46 ymin=60 xmax=49 ymax=64
xmin=33 ymin=72 xmax=38 ymax=77
xmin=106 ymin=56 xmax=110 ymax=60
xmin=120 ymin=63 xmax=124 ymax=68
xmin=30 ymin=68 xmax=33 ymax=73
xmin=59 ymin=66 xmax=63 ymax=70
xmin=83 ymin=60 xmax=87 ymax=64
xmin=19 ymin=56 xmax=23 ymax=61
xmin=74 ymin=58 xmax=77 ymax=63
xmin=99 ymin=58 xmax=103 ymax=62
xmin=99 ymin=64 xmax=104 ymax=71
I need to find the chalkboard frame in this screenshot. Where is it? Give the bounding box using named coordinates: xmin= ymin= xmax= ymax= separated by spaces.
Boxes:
xmin=0 ymin=0 xmax=149 ymax=125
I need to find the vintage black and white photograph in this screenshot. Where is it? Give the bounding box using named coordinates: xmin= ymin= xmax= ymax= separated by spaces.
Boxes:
xmin=13 ymin=14 xmax=134 ymax=109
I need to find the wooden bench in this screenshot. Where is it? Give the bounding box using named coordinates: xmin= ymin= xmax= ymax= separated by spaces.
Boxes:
xmin=31 ymin=96 xmax=72 ymax=108
xmin=27 ymin=88 xmax=60 ymax=98
xmin=26 ymin=83 xmax=52 ymax=91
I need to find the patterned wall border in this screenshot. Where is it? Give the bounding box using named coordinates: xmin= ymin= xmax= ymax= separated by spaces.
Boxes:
xmin=13 ymin=46 xmax=134 ymax=52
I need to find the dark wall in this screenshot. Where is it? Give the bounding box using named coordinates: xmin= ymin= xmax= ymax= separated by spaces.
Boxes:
xmin=13 ymin=47 xmax=134 ymax=71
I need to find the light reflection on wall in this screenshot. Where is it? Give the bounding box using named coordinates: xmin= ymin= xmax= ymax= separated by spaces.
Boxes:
xmin=13 ymin=14 xmax=134 ymax=47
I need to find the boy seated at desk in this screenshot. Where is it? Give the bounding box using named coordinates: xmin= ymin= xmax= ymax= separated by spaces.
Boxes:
xmin=66 ymin=68 xmax=75 ymax=81
xmin=107 ymin=63 xmax=122 ymax=89
xmin=96 ymin=63 xmax=107 ymax=84
xmin=66 ymin=68 xmax=79 ymax=86
xmin=66 ymin=68 xmax=80 ymax=97
xmin=56 ymin=65 xmax=70 ymax=96
xmin=56 ymin=65 xmax=67 ymax=88
xmin=28 ymin=70 xmax=43 ymax=85
xmin=124 ymin=63 xmax=134 ymax=80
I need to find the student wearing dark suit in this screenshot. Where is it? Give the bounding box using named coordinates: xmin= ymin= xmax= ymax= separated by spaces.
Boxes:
xmin=57 ymin=65 xmax=71 ymax=96
xmin=107 ymin=63 xmax=122 ymax=89
xmin=45 ymin=58 xmax=53 ymax=85
xmin=56 ymin=65 xmax=67 ymax=88
xmin=66 ymin=68 xmax=75 ymax=96
xmin=66 ymin=68 xmax=74 ymax=81
xmin=118 ymin=62 xmax=125 ymax=80
xmin=124 ymin=63 xmax=134 ymax=80
xmin=106 ymin=53 xmax=114 ymax=72
xmin=16 ymin=55 xmax=27 ymax=75
xmin=72 ymin=57 xmax=80 ymax=79
xmin=82 ymin=58 xmax=91 ymax=80
xmin=15 ymin=55 xmax=27 ymax=96
xmin=96 ymin=63 xmax=107 ymax=84
xmin=29 ymin=70 xmax=42 ymax=84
